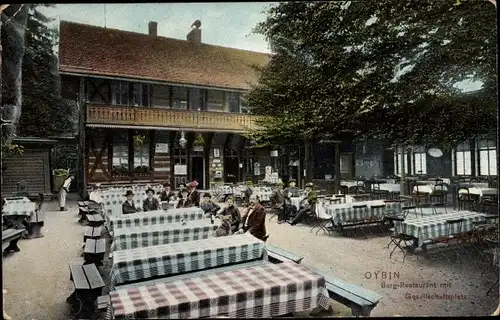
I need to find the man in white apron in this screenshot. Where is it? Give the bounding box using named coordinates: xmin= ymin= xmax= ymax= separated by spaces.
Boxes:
xmin=59 ymin=174 xmax=74 ymax=211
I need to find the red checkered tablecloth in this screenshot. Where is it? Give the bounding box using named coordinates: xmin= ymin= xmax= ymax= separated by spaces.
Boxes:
xmin=109 ymin=261 xmax=329 ymax=319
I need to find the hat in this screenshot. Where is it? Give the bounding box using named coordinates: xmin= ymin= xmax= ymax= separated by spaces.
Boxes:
xmin=145 ymin=187 xmax=155 ymax=194
xmin=188 ymin=180 xmax=199 ymax=188
xmin=289 ymin=179 xmax=296 ymax=183
xmin=203 ymin=193 xmax=212 ymax=198
xmin=124 ymin=190 xmax=134 ymax=197
xmin=163 ymin=182 xmax=171 ymax=188
xmin=305 ymin=182 xmax=314 ymax=188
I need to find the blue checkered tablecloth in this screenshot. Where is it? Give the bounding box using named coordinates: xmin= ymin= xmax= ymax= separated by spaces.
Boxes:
xmin=107 ymin=208 xmax=204 ymax=233
xmin=326 ymin=200 xmax=401 ymax=224
xmin=109 ymin=233 xmax=265 ymax=289
xmin=108 ymin=261 xmax=329 ymax=319
xmin=394 ymin=210 xmax=486 ymax=247
xmin=111 ymin=219 xmax=218 ymax=251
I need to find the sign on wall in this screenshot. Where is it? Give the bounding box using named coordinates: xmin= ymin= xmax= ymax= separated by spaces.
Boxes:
xmin=174 ymin=165 xmax=187 ymax=175
xmin=254 ymin=162 xmax=260 ymax=176
xmin=213 ymin=148 xmax=220 ymax=158
xmin=155 ymin=143 xmax=169 ymax=154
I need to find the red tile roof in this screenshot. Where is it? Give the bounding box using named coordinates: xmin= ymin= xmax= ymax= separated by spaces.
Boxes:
xmin=58 ymin=21 xmax=271 ymax=90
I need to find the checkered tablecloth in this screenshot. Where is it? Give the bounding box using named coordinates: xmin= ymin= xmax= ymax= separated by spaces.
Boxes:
xmin=3 ymin=197 xmax=31 ymax=204
xmin=107 ymin=208 xmax=204 ymax=233
xmin=327 ymin=200 xmax=401 ymax=224
xmin=111 ymin=220 xmax=218 ymax=251
xmin=109 ymin=233 xmax=265 ymax=289
xmin=108 ymin=261 xmax=329 ymax=319
xmin=2 ymin=202 xmax=36 ymax=217
xmin=395 ymin=210 xmax=486 ymax=247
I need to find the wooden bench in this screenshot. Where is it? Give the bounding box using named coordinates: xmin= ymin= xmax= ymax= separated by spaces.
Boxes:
xmin=86 ymin=214 xmax=105 ymax=227
xmin=304 ymin=264 xmax=382 ymax=317
xmin=265 ymin=244 xmax=303 ymax=264
xmin=83 ymin=226 xmax=103 ymax=243
xmin=84 ymin=238 xmax=106 ymax=266
xmin=66 ymin=262 xmax=105 ymax=318
xmin=2 ymin=228 xmax=25 ymax=254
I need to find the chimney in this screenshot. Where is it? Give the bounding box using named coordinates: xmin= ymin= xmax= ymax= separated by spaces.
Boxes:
xmin=148 ymin=21 xmax=158 ymax=36
xmin=187 ymin=19 xmax=202 ymax=44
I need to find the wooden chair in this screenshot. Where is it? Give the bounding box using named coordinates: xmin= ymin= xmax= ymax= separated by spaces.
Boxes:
xmin=387 ymin=219 xmax=414 ymax=262
xmin=429 ymin=183 xmax=449 ymax=215
xmin=424 ymin=218 xmax=464 ymax=262
xmin=457 ymin=187 xmax=478 ymax=211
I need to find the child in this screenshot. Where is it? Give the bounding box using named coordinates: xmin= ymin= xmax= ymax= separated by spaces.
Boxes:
xmin=200 ymin=193 xmax=221 ymax=218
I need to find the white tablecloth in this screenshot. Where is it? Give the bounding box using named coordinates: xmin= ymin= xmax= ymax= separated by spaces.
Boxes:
xmin=459 ymin=187 xmax=497 ymax=197
xmin=413 ymin=184 xmax=448 ymax=194
xmin=376 ymin=184 xmax=401 ymax=193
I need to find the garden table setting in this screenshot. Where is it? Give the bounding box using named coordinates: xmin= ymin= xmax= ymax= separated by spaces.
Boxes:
xmin=253 ymin=186 xmax=272 ymax=202
xmin=458 ymin=187 xmax=497 ymax=198
xmin=372 ymin=183 xmax=401 ymax=193
xmin=106 ymin=207 xmax=205 ymax=234
xmin=2 ymin=200 xmax=37 ymax=229
xmin=107 ymin=261 xmax=329 ymax=319
xmin=413 ymin=182 xmax=448 ymax=194
xmin=326 ymin=200 xmax=401 ymax=225
xmin=3 ymin=196 xmax=32 ymax=204
xmin=109 ymin=233 xmax=265 ymax=289
xmin=393 ymin=210 xmax=486 ymax=248
xmin=110 ymin=219 xmax=218 ymax=251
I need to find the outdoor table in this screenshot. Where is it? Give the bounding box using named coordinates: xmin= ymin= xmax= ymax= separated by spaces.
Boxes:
xmin=108 ymin=261 xmax=329 ymax=319
xmin=373 ymin=183 xmax=401 ymax=193
xmin=340 ymin=180 xmax=358 ymax=188
xmin=3 ymin=197 xmax=31 ymax=204
xmin=2 ymin=201 xmax=36 ymax=229
xmin=394 ymin=210 xmax=486 ymax=248
xmin=109 ymin=233 xmax=265 ymax=289
xmin=326 ymin=200 xmax=401 ymax=225
xmin=107 ymin=208 xmax=204 ymax=233
xmin=459 ymin=187 xmax=497 ymax=198
xmin=111 ymin=219 xmax=218 ymax=251
xmin=412 ymin=183 xmax=448 ymax=194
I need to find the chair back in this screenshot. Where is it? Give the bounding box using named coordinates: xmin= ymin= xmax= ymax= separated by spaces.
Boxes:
xmin=445 ymin=218 xmax=464 ymax=236
xmin=353 ymin=204 xmax=367 ymax=209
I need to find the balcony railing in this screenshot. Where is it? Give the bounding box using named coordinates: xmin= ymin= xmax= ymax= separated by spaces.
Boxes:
xmin=86 ymin=104 xmax=260 ymax=132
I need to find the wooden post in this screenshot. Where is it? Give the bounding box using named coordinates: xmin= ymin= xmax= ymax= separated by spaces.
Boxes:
xmin=334 ymin=142 xmax=341 ymax=194
xmin=400 ymin=145 xmax=406 ymax=196
xmin=77 ymin=78 xmax=86 ymax=193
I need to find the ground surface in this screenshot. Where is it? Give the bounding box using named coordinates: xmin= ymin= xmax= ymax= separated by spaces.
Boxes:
xmin=2 ymin=195 xmax=498 ymax=319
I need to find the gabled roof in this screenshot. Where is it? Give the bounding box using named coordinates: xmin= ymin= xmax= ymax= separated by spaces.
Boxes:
xmin=58 ymin=21 xmax=271 ymax=90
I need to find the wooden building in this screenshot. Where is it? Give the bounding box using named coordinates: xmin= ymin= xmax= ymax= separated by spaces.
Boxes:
xmin=1 ymin=137 xmax=57 ymax=196
xmin=58 ymin=20 xmax=273 ymax=189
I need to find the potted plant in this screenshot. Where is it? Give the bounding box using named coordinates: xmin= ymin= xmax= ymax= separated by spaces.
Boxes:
xmin=193 ymin=134 xmax=204 ymax=152
xmin=1 ymin=141 xmax=24 ymax=172
xmin=133 ymin=134 xmax=146 ymax=147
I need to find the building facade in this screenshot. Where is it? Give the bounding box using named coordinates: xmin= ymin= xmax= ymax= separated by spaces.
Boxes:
xmin=58 ymin=20 xmax=273 ymax=189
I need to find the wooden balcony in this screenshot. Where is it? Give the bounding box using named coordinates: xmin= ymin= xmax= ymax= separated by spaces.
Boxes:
xmin=86 ymin=104 xmax=261 ymax=133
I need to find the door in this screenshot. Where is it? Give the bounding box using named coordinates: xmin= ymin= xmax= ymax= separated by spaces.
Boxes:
xmin=191 ymin=157 xmax=204 ymax=190
xmin=224 ymin=157 xmax=239 ymax=183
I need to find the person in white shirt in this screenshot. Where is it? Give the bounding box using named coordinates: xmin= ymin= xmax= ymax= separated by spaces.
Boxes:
xmin=59 ymin=174 xmax=74 ymax=211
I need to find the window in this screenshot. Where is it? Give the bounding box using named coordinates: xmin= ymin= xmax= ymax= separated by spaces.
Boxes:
xmin=227 ymin=92 xmax=241 ymax=113
xmin=132 ymin=83 xmax=151 ymax=107
xmin=172 ymin=87 xmax=188 ymax=109
xmin=240 ymin=95 xmax=249 ymax=114
xmin=455 ymin=142 xmax=472 ymax=175
xmin=112 ymin=134 xmax=129 ymax=175
xmin=413 ymin=146 xmax=427 ymax=175
xmin=394 ymin=150 xmax=409 ymax=176
xmin=134 ymin=143 xmax=150 ymax=172
xmin=206 ymin=90 xmax=225 ymax=112
xmin=151 ymin=85 xmax=170 ymax=108
xmin=478 ymin=139 xmax=497 ymax=176
xmin=188 ymin=88 xmax=206 ymax=110
xmin=111 ymin=81 xmax=130 ymax=105
xmin=86 ymin=78 xmax=109 ymax=103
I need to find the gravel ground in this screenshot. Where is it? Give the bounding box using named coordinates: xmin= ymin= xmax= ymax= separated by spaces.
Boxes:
xmin=2 ymin=196 xmax=498 ymax=319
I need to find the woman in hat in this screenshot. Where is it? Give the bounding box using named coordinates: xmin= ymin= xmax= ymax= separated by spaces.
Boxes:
xmin=176 ymin=187 xmax=189 ymax=208
xmin=122 ymin=190 xmax=138 ymax=214
xmin=187 ymin=180 xmax=201 ymax=207
xmin=143 ymin=187 xmax=161 ymax=212
xmin=219 ymin=196 xmax=241 ymax=233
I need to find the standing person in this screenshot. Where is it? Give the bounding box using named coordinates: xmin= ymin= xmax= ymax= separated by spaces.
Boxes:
xmin=235 ymin=195 xmax=267 ymax=240
xmin=270 ymin=182 xmax=286 ymax=223
xmin=59 ymin=174 xmax=74 ymax=211
xmin=122 ymin=190 xmax=138 ymax=214
xmin=219 ymin=196 xmax=241 ymax=233
xmin=288 ymin=182 xmax=317 ymax=226
xmin=159 ymin=182 xmax=174 ymax=202
xmin=143 ymin=187 xmax=161 ymax=212
xmin=200 ymin=193 xmax=221 ymax=218
xmin=187 ymin=180 xmax=201 ymax=207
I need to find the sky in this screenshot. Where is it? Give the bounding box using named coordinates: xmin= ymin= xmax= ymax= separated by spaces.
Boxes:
xmin=40 ymin=3 xmax=274 ymax=53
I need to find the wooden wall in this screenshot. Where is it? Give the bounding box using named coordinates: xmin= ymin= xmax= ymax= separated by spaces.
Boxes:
xmin=153 ymin=131 xmax=170 ymax=183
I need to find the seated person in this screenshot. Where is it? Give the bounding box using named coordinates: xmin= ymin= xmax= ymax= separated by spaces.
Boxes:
xmin=243 ymin=185 xmax=253 ymax=206
xmin=270 ymin=182 xmax=286 ymax=223
xmin=176 ymin=183 xmax=186 ymax=199
xmin=187 ymin=181 xmax=201 ymax=207
xmin=288 ymin=182 xmax=317 ymax=226
xmin=176 ymin=187 xmax=190 ymax=208
xmin=234 ymin=195 xmax=266 ymax=240
xmin=218 ymin=196 xmax=241 ymax=233
xmin=122 ymin=190 xmax=138 ymax=214
xmin=143 ymin=187 xmax=161 ymax=212
xmin=284 ymin=179 xmax=300 ymax=219
xmin=284 ymin=179 xmax=301 ymax=197
xmin=159 ymin=182 xmax=175 ymax=202
xmin=200 ymin=193 xmax=221 ymax=217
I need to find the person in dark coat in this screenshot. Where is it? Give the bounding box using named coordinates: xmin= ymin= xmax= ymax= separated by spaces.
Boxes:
xmin=122 ymin=190 xmax=138 ymax=214
xmin=289 ymin=182 xmax=317 ymax=225
xmin=159 ymin=182 xmax=175 ymax=202
xmin=219 ymin=196 xmax=241 ymax=233
xmin=143 ymin=187 xmax=161 ymax=212
xmin=200 ymin=193 xmax=221 ymax=217
xmin=187 ymin=180 xmax=201 ymax=207
xmin=176 ymin=187 xmax=189 ymax=208
xmin=270 ymin=182 xmax=286 ymax=223
xmin=235 ymin=195 xmax=267 ymax=240
xmin=177 ymin=183 xmax=186 ymax=199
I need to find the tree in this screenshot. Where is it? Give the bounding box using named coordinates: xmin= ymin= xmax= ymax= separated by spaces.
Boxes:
xmin=246 ymin=1 xmax=497 ymax=148
xmin=18 ymin=4 xmax=73 ymax=137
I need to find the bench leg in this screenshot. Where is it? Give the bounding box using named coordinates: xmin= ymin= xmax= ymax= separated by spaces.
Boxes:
xmin=351 ymin=305 xmax=375 ymax=317
xmin=4 ymin=238 xmax=21 ymax=253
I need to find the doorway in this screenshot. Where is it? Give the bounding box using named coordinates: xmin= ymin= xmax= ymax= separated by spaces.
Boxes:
xmin=224 ymin=157 xmax=239 ymax=183
xmin=191 ymin=157 xmax=204 ymax=190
